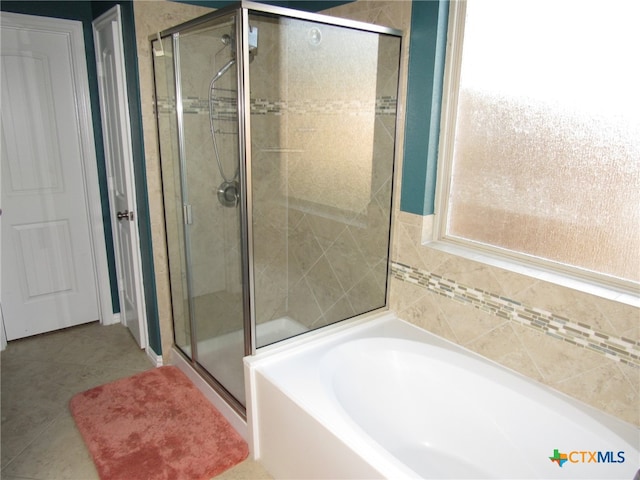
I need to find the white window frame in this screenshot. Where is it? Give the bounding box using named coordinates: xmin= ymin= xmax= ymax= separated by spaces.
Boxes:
xmin=426 ymin=0 xmax=639 ymax=307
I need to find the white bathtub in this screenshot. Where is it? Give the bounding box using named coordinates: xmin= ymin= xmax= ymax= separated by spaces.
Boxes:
xmin=245 ymin=312 xmax=640 ymax=479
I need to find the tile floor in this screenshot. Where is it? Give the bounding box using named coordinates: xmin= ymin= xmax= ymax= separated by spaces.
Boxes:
xmin=1 ymin=321 xmax=271 ymax=480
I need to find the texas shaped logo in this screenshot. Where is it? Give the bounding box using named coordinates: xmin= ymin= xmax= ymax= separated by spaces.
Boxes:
xmin=549 ymin=449 xmax=568 ymax=467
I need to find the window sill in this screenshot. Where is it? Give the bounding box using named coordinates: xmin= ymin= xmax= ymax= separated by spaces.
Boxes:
xmin=422 ymin=235 xmax=640 ymax=309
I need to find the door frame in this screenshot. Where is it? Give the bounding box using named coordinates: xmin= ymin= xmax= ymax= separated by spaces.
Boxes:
xmin=92 ymin=5 xmax=149 ymax=346
xmin=0 ymin=12 xmax=115 ymax=328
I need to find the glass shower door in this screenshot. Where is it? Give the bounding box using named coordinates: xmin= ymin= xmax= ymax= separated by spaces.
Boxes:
xmin=155 ymin=13 xmax=247 ymax=407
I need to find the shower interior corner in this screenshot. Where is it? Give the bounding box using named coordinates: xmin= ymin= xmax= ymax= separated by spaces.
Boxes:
xmin=151 ymin=1 xmax=403 ymax=415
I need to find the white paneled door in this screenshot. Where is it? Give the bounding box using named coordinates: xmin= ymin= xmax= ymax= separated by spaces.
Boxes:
xmin=93 ymin=6 xmax=147 ymax=348
xmin=1 ymin=13 xmax=110 ymax=340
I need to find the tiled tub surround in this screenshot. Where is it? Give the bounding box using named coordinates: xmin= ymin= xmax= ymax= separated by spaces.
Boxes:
xmin=390 ymin=211 xmax=639 ymax=426
xmin=391 ymin=262 xmax=639 ymax=368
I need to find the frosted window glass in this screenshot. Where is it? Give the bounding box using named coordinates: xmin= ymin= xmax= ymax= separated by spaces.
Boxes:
xmin=446 ymin=0 xmax=640 ymax=283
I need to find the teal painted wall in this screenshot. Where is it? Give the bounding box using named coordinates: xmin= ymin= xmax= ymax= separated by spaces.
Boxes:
xmin=95 ymin=1 xmax=162 ymax=355
xmin=89 ymin=1 xmax=161 ymax=355
xmin=401 ymin=0 xmax=449 ymax=216
xmin=2 ymin=1 xmax=162 ymax=355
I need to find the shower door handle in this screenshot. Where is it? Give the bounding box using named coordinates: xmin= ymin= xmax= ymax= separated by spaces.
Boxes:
xmin=116 ymin=210 xmax=134 ymax=221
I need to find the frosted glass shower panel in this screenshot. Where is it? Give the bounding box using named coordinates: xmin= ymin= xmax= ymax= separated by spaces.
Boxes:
xmin=249 ymin=13 xmax=402 ymax=347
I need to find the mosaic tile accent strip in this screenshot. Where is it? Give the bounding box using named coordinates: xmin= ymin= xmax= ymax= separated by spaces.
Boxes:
xmin=155 ymin=96 xmax=397 ymax=116
xmin=391 ymin=261 xmax=640 ymax=367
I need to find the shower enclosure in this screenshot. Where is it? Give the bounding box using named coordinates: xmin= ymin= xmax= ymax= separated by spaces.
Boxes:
xmin=152 ymin=1 xmax=402 ymax=416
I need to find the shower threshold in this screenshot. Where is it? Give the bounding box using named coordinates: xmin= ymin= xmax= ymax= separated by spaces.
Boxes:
xmin=182 ymin=317 xmax=308 ymax=403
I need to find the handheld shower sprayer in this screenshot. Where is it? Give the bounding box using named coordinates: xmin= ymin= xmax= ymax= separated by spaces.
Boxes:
xmin=210 ymin=24 xmax=259 ymax=207
xmin=212 ymin=59 xmax=236 ymax=84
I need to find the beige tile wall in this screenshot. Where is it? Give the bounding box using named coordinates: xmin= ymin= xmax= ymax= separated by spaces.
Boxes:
xmin=391 ymin=211 xmax=639 ymax=426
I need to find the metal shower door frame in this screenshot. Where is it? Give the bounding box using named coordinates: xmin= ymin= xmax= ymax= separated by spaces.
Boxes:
xmin=153 ymin=1 xmax=404 ymax=415
xmin=153 ymin=8 xmax=248 ymax=417
xmin=237 ymin=1 xmax=403 ymax=358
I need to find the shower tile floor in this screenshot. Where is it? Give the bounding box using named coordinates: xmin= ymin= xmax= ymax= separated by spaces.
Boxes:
xmin=0 ymin=321 xmax=272 ymax=480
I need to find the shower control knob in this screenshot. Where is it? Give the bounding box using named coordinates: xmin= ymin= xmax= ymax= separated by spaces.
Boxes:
xmin=217 ymin=181 xmax=240 ymax=208
xmin=116 ymin=210 xmax=134 ymax=221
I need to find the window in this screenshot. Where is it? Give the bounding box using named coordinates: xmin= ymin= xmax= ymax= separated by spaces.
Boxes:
xmin=434 ymin=0 xmax=640 ymax=295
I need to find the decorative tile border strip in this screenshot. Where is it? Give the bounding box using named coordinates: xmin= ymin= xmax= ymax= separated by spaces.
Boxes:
xmin=156 ymin=96 xmax=397 ymax=116
xmin=391 ymin=261 xmax=640 ymax=367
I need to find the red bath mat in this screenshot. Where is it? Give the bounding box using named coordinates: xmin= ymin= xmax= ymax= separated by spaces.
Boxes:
xmin=70 ymin=366 xmax=248 ymax=480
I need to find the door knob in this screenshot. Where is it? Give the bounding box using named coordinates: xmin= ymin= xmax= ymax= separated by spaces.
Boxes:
xmin=117 ymin=210 xmax=134 ymax=221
